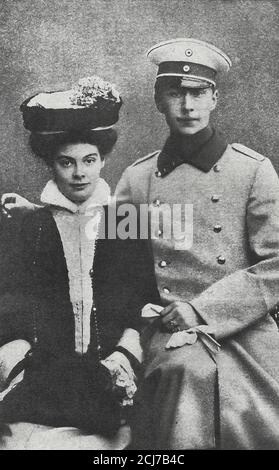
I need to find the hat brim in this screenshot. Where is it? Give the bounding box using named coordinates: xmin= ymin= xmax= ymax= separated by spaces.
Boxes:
xmin=20 ymin=93 xmax=122 ymax=133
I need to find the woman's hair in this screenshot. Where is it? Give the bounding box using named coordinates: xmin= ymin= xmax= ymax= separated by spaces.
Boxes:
xmin=29 ymin=128 xmax=117 ymax=165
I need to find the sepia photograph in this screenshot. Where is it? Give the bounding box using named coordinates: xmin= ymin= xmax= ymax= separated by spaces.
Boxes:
xmin=0 ymin=0 xmax=278 ymax=452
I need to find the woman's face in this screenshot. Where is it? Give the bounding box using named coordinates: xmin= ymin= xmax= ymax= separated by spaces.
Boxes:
xmin=53 ymin=142 xmax=104 ymax=204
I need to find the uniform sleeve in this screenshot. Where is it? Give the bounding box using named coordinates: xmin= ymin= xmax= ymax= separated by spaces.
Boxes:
xmin=190 ymin=158 xmax=279 ymax=340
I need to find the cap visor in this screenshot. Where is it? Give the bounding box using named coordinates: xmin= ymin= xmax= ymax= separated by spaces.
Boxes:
xmin=180 ymin=77 xmax=213 ymax=88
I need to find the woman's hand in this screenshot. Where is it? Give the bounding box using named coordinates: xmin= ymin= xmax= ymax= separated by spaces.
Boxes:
xmin=160 ymin=301 xmax=202 ymax=332
xmin=0 ymin=340 xmax=31 ymax=394
xmin=101 ymin=351 xmax=137 ymax=406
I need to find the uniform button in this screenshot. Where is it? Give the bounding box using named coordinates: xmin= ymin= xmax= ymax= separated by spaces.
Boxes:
xmin=153 ymin=199 xmax=161 ymax=207
xmin=183 ymin=64 xmax=190 ymax=72
xmin=155 ymin=170 xmax=162 ymax=177
xmin=163 ymin=287 xmax=170 ymax=294
xmin=89 ymin=268 xmax=94 ymax=276
xmin=213 ymin=164 xmax=221 ymax=173
xmin=159 ymin=260 xmax=168 ymax=268
xmin=213 ymin=225 xmax=222 ymax=233
xmin=211 ymin=195 xmax=220 ymax=203
xmin=217 ymin=256 xmax=226 ymax=265
xmin=92 ymin=306 xmax=97 ymax=312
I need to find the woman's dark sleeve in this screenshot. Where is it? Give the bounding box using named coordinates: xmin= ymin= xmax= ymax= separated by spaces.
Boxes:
xmin=0 ymin=213 xmax=33 ymax=347
xmin=120 ymin=237 xmax=160 ymax=331
xmin=94 ymin=234 xmax=160 ymax=334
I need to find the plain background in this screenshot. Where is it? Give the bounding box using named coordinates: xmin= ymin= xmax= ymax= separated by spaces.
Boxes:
xmin=0 ymin=0 xmax=278 ymax=201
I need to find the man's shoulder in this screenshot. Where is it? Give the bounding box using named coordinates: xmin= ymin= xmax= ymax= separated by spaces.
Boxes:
xmin=230 ymin=143 xmax=266 ymax=163
xmin=130 ymin=150 xmax=160 ymax=168
xmin=116 ymin=151 xmax=160 ymax=198
xmin=224 ymin=143 xmax=276 ymax=186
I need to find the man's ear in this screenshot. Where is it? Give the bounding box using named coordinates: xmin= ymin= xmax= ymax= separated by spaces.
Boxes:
xmin=154 ymin=93 xmax=165 ymax=114
xmin=210 ymin=89 xmax=218 ymax=111
xmin=101 ymin=159 xmax=105 ymax=168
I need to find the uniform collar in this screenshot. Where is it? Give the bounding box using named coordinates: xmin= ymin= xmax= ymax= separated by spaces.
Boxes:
xmin=157 ymin=126 xmax=228 ymax=175
xmin=40 ymin=178 xmax=111 ymax=214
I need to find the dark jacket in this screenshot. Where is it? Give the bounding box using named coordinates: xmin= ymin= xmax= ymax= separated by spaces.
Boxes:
xmin=0 ymin=206 xmax=159 ymax=361
xmin=0 ymin=205 xmax=159 ymax=431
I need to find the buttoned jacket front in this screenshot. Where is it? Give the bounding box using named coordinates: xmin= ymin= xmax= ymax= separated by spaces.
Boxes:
xmin=116 ymin=143 xmax=279 ymax=339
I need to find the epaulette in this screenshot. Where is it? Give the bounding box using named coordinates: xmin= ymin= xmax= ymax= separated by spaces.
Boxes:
xmin=232 ymin=143 xmax=265 ymax=162
xmin=131 ymin=150 xmax=160 ymax=167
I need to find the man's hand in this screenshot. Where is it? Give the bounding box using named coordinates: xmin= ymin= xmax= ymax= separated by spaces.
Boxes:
xmin=1 ymin=193 xmax=37 ymax=217
xmin=160 ymin=301 xmax=202 ymax=332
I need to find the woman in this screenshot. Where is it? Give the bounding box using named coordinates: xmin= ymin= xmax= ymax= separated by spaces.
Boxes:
xmin=0 ymin=77 xmax=158 ymax=449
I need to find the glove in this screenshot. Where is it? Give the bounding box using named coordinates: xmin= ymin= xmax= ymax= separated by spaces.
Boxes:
xmin=101 ymin=351 xmax=137 ymax=407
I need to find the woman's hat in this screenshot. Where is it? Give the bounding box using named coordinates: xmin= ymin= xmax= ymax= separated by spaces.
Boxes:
xmin=20 ymin=76 xmax=122 ymax=134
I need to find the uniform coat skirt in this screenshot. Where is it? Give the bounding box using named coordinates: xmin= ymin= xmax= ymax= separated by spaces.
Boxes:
xmin=132 ymin=314 xmax=279 ymax=450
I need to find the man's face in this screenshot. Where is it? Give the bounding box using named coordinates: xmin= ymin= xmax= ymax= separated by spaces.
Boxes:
xmin=156 ymin=85 xmax=218 ymax=136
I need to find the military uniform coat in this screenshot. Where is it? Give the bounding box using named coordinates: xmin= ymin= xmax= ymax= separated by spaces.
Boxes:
xmin=115 ymin=133 xmax=279 ymax=449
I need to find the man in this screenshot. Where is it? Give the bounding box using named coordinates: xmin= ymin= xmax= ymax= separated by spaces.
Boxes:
xmin=115 ymin=38 xmax=279 ymax=449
